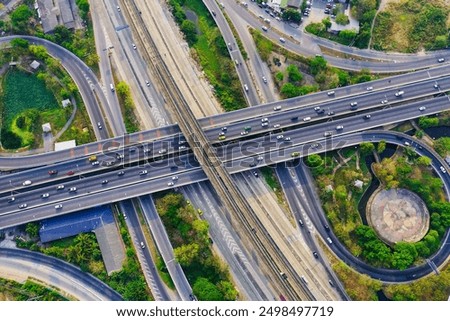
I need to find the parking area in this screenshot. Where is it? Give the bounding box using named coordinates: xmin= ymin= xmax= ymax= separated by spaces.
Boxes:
xmin=301 ymin=0 xmax=359 ymax=32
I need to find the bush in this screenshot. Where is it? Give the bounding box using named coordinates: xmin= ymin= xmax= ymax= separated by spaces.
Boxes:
xmin=335 ymin=13 xmax=350 ymax=25
xmin=1 ymin=129 xmax=22 ymax=149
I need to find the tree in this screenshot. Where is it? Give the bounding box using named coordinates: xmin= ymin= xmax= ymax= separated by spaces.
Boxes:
xmin=25 ymin=223 xmax=39 ymax=238
xmin=360 ymin=142 xmax=375 ymax=155
xmin=377 ymin=140 xmax=386 ymax=154
xmin=322 ymin=17 xmax=332 ymax=30
xmin=180 ymin=20 xmax=197 ymax=45
xmin=335 ymin=13 xmax=349 ymax=25
xmin=10 ymin=4 xmax=32 ymax=32
xmin=433 ymin=137 xmax=450 ymax=157
xmin=286 ymin=64 xmax=302 ymax=83
xmin=29 ymin=45 xmax=49 ymax=60
xmin=53 ymin=25 xmax=74 ymax=45
xmin=418 ymin=116 xmax=439 ymax=128
xmin=15 ymin=116 xmax=26 ymax=130
xmin=338 ymin=29 xmax=357 ymax=44
xmin=280 ymin=82 xmax=299 ymax=98
xmin=217 ymin=281 xmax=238 ymax=301
xmin=281 ymin=8 xmax=302 ymax=23
xmin=193 ymin=277 xmax=223 ymax=301
xmin=392 ymin=242 xmax=418 ymax=270
xmin=416 ymin=156 xmax=432 ymax=167
xmin=433 ymin=35 xmax=448 ymax=49
xmin=1 ymin=129 xmax=22 ymax=149
xmin=10 ymin=38 xmax=29 ymax=49
xmin=275 ymin=71 xmax=284 ymax=82
xmin=309 ymin=56 xmax=327 ymax=75
xmin=174 ymin=243 xmax=200 ymax=266
xmin=305 ymin=154 xmax=323 ymax=168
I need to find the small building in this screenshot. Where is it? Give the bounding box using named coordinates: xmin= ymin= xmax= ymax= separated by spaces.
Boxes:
xmin=286 ymin=0 xmax=301 ymax=9
xmin=30 ymin=60 xmax=40 ymax=70
xmin=42 ymin=122 xmax=51 ymax=133
xmin=61 ymin=99 xmax=71 ymax=108
xmin=354 ymin=180 xmax=364 ymax=189
xmin=54 ymin=139 xmax=76 ymax=151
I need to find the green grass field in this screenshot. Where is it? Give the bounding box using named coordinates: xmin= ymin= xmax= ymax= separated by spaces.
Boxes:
xmin=2 ymin=69 xmax=59 ymax=125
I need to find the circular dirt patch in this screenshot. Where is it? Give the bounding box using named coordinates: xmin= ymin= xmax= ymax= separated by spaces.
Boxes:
xmin=367 ymin=188 xmax=429 ymax=244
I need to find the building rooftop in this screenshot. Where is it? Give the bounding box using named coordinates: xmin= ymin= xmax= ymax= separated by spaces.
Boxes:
xmin=54 ymin=140 xmax=76 ymax=151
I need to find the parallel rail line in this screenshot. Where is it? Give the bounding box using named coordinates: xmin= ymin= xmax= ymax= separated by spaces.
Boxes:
xmin=122 ymin=0 xmax=313 ymax=300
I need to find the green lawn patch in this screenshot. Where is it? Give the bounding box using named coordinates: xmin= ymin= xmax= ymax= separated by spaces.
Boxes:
xmin=2 ymin=69 xmax=59 ymax=125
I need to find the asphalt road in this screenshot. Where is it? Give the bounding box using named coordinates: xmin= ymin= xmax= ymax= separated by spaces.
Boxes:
xmin=2 ymin=95 xmax=450 ymax=218
xmin=0 ymin=61 xmax=448 ymax=169
xmin=0 ymin=248 xmax=122 ymax=301
xmin=224 ymin=0 xmax=450 ymax=72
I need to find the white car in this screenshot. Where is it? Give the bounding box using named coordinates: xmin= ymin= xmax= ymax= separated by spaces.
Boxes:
xmin=18 ymin=203 xmax=27 ymax=209
xmin=418 ymin=106 xmax=426 ymax=111
xmin=262 ymin=76 xmax=267 ymax=83
xmin=55 ymin=204 xmax=63 ymax=209
xmin=438 ymin=58 xmax=445 ymax=63
xmin=132 ymin=43 xmax=137 ymax=50
xmin=22 ymin=180 xmax=32 ymax=186
xmin=440 ymin=166 xmax=447 ymax=173
xmin=327 ymin=91 xmax=335 ymax=96
xmin=366 ymin=86 xmax=373 ymax=91
xmin=336 ymin=125 xmax=344 ymax=130
xmin=172 ymin=176 xmax=178 ymax=180
xmin=244 ymin=84 xmax=249 ymax=91
xmin=276 ymin=135 xmax=284 ymax=140
xmin=158 ymin=149 xmax=167 ymax=154
xmin=240 ymin=131 xmax=249 ymax=136
xmin=261 ymin=122 xmax=269 ymax=127
xmin=381 ymin=99 xmax=388 ymax=104
xmin=167 ymin=182 xmax=174 ymax=186
xmin=69 ymin=187 xmax=77 ymax=192
xmin=273 ymin=124 xmax=280 ymax=128
xmin=279 ymin=37 xmax=286 ymax=43
xmin=261 ymin=118 xmax=269 ymax=122
xmin=41 ymin=193 xmax=50 ymax=199
xmin=274 ymin=105 xmax=282 ymax=111
xmin=145 ymin=80 xmax=150 ymax=87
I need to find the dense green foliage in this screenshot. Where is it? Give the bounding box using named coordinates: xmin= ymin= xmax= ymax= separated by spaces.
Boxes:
xmin=155 ymin=192 xmax=238 ymax=301
xmin=167 ymin=0 xmax=246 ymax=111
xmin=433 ymin=137 xmax=450 ymax=157
xmin=0 ymin=278 xmax=67 ymax=301
xmin=116 ymin=81 xmax=140 ymax=133
xmin=10 ymin=4 xmax=33 ymax=33
xmin=311 ymin=146 xmax=449 ymax=270
xmin=335 ymin=13 xmax=350 ymax=26
xmin=282 ymin=8 xmax=302 ymax=23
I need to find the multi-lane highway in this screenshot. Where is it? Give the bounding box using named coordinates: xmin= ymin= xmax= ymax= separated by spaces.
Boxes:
xmin=1 ymin=63 xmax=450 ymax=170
xmin=2 ymin=93 xmax=450 ymax=220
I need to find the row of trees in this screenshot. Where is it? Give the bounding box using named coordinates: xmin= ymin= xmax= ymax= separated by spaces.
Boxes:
xmin=156 ymin=192 xmax=238 ymax=301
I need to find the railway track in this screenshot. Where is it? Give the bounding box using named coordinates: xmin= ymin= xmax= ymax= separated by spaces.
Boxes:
xmin=121 ymin=0 xmax=314 ymax=300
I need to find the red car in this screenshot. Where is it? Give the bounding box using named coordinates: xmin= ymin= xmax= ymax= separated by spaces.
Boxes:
xmin=66 ymin=170 xmax=75 ymax=176
xmin=48 ymin=170 xmax=58 ymax=175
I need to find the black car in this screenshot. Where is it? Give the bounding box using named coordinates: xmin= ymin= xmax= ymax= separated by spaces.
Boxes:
xmin=313 ymin=251 xmax=319 ymax=259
